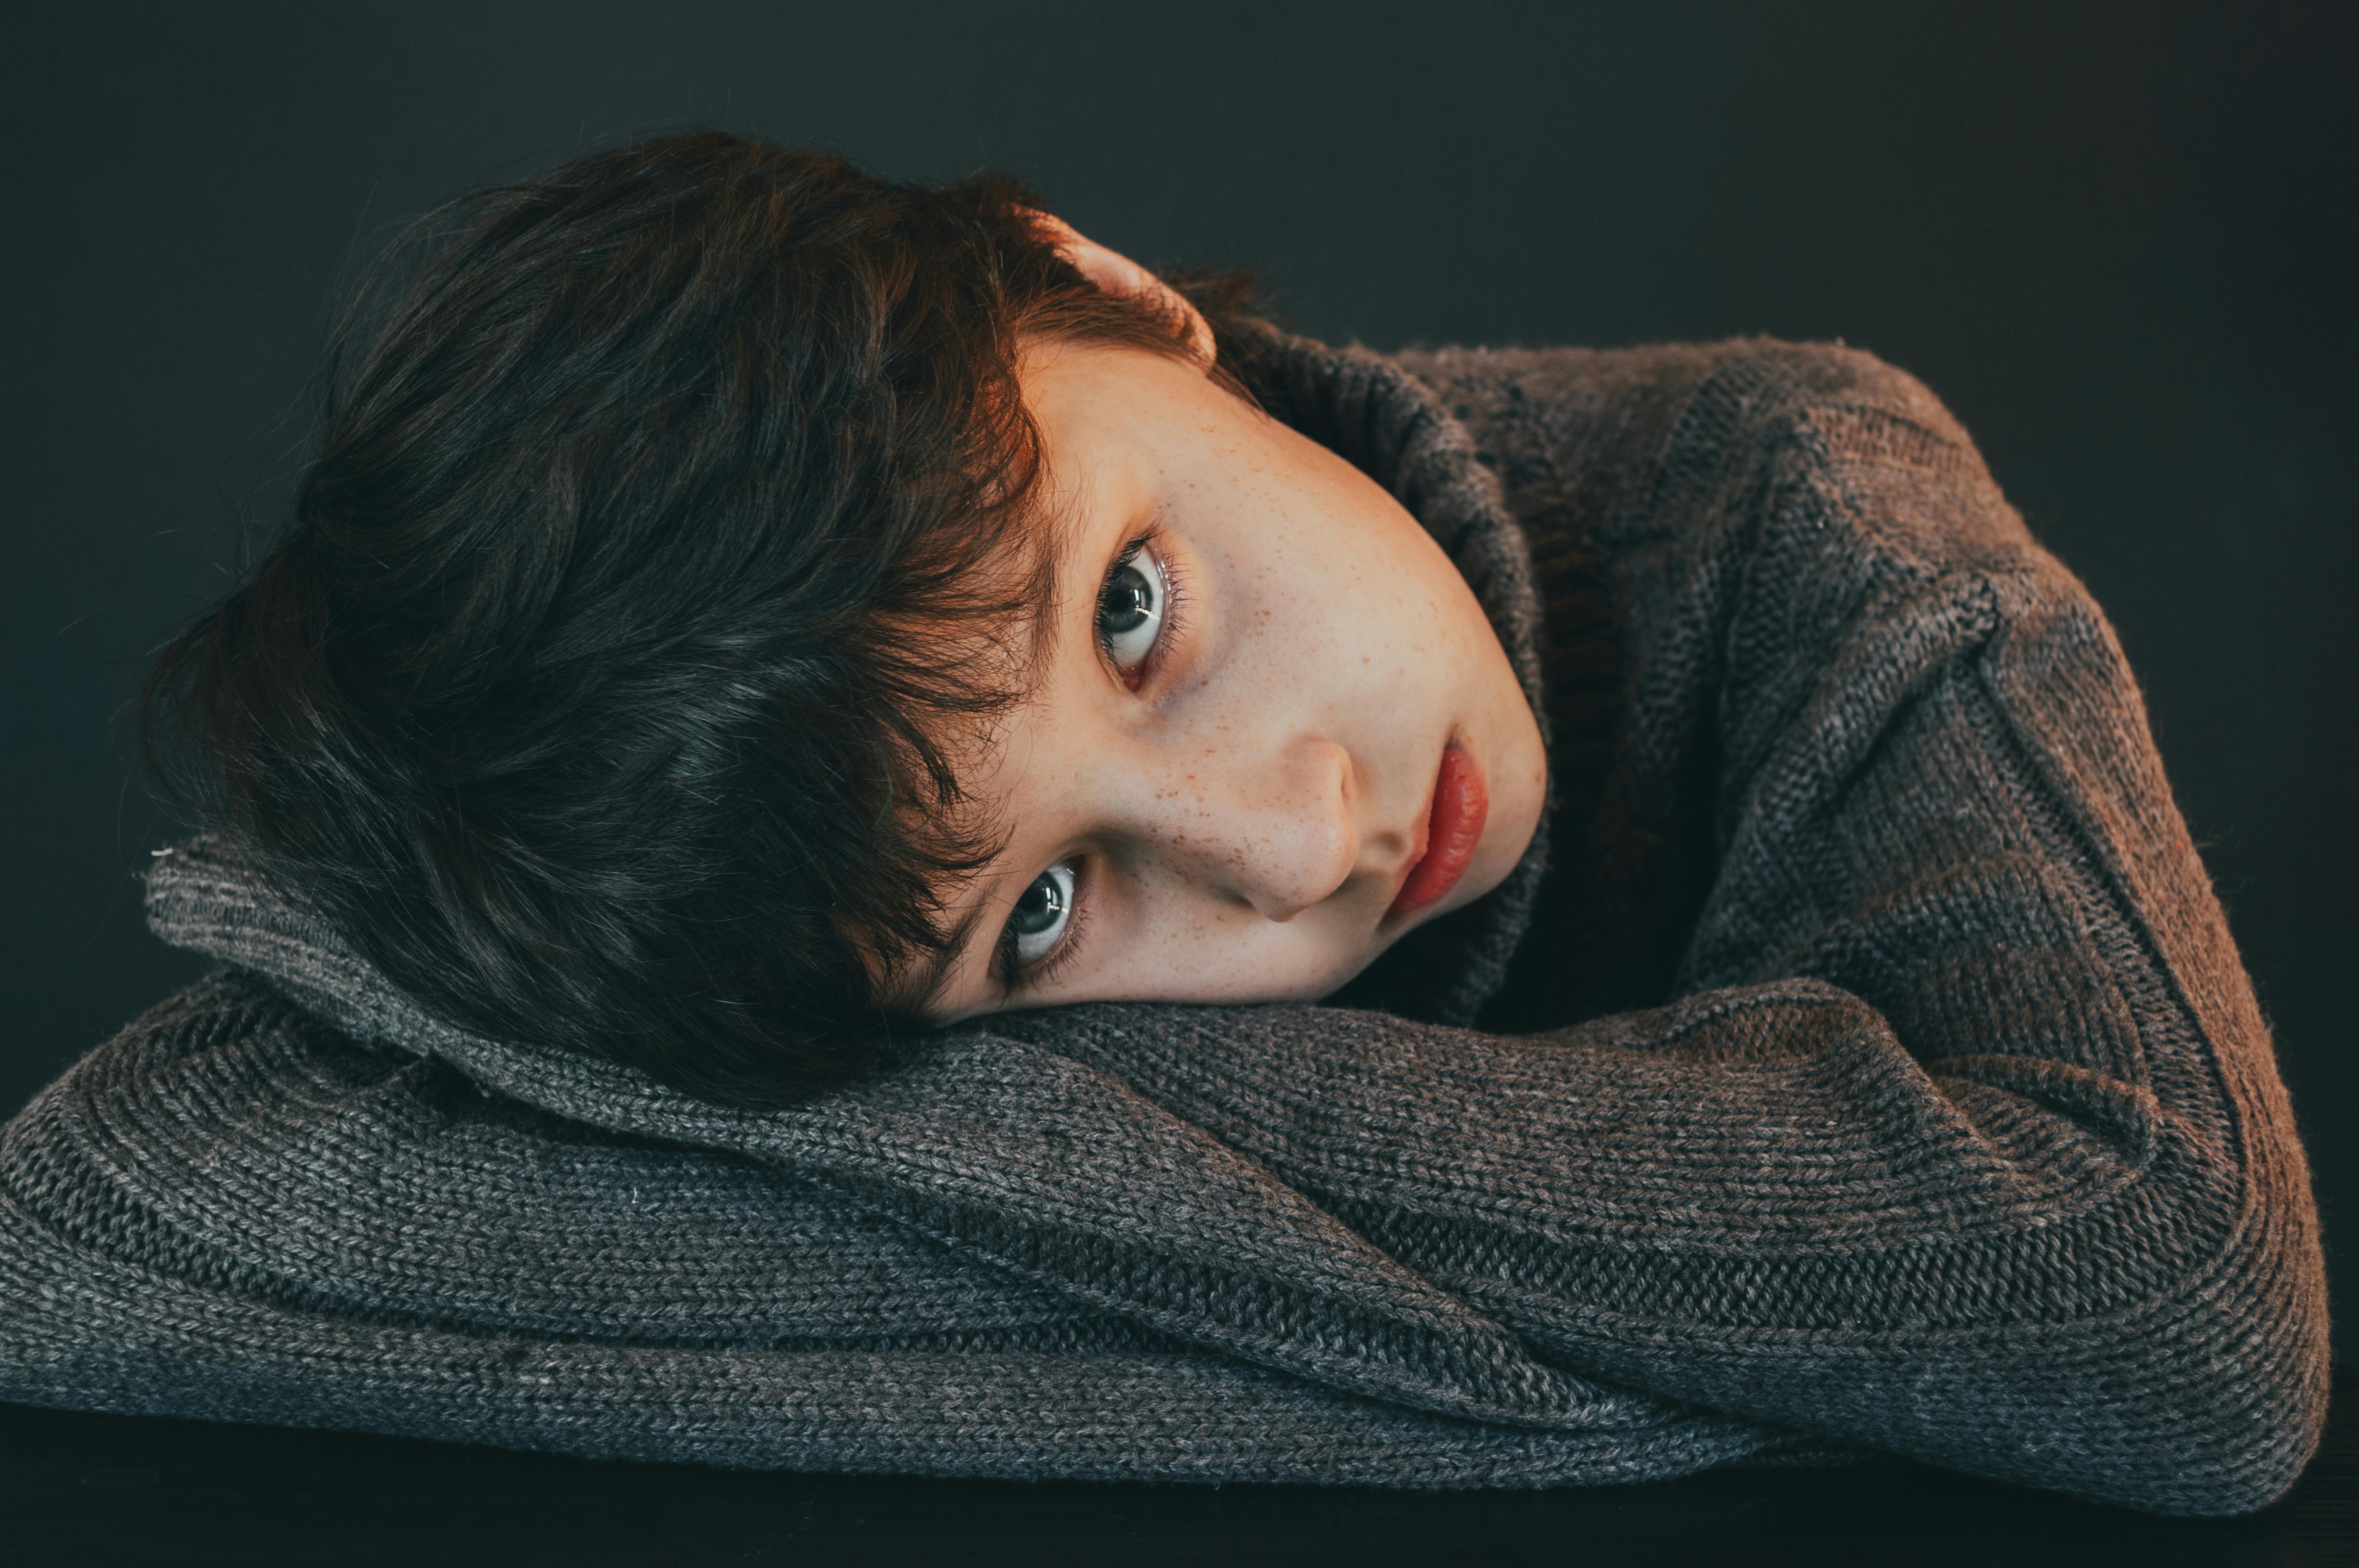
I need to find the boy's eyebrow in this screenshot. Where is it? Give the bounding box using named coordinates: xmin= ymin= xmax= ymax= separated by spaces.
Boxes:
xmin=904 ymin=888 xmax=997 ymax=1016
xmin=898 ymin=454 xmax=1127 ymax=1020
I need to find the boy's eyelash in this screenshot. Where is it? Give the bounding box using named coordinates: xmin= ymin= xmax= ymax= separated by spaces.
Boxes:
xmin=1096 ymin=528 xmax=1186 ymax=683
xmin=997 ymin=860 xmax=1094 ymax=994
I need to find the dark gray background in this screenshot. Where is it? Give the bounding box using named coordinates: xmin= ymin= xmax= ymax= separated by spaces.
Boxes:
xmin=4 ymin=2 xmax=2352 ymax=1348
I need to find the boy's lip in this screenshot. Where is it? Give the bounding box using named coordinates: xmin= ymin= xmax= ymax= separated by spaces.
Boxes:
xmin=1385 ymin=741 xmax=1487 ymax=924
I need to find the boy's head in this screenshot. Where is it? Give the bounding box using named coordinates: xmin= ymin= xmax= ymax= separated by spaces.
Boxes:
xmin=149 ymin=133 xmax=1544 ymax=1107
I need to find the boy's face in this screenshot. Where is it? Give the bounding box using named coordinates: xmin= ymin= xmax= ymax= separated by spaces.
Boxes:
xmin=915 ymin=337 xmax=1547 ymax=1020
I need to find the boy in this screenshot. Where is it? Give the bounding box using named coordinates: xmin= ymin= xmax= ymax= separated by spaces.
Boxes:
xmin=0 ymin=132 xmax=2327 ymax=1513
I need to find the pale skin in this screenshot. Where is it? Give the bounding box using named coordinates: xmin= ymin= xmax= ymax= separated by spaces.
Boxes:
xmin=913 ymin=224 xmax=1547 ymax=1022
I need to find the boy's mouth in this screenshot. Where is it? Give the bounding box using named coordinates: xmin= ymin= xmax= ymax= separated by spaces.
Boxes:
xmin=1386 ymin=742 xmax=1487 ymax=924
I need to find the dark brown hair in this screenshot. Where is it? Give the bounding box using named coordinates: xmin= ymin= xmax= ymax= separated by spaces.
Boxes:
xmin=144 ymin=131 xmax=1258 ymax=1105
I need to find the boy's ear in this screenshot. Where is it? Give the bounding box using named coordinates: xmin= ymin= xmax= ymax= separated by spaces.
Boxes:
xmin=1029 ymin=212 xmax=1218 ymax=367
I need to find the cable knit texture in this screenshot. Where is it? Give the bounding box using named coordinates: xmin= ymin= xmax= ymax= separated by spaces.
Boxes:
xmin=0 ymin=332 xmax=2327 ymax=1515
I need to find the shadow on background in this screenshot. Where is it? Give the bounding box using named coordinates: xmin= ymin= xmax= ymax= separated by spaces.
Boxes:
xmin=4 ymin=0 xmax=2353 ymax=1345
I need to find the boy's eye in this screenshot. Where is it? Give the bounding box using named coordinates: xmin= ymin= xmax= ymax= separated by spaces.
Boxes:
xmin=1097 ymin=546 xmax=1167 ymax=673
xmin=1008 ymin=862 xmax=1076 ymax=965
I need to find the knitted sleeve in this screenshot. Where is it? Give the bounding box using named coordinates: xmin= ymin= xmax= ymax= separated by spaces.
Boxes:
xmin=987 ymin=341 xmax=2329 ymax=1515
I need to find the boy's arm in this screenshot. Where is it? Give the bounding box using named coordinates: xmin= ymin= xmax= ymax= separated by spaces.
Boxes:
xmin=88 ymin=343 xmax=2324 ymax=1511
xmin=992 ymin=343 xmax=2328 ymax=1513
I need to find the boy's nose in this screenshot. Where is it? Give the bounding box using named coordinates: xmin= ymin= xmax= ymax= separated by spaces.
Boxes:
xmin=1184 ymin=736 xmax=1361 ymax=923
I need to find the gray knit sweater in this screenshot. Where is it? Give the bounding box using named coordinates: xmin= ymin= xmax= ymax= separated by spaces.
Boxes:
xmin=0 ymin=331 xmax=2327 ymax=1516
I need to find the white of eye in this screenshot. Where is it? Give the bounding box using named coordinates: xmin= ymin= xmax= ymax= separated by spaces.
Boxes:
xmin=1008 ymin=861 xmax=1076 ymax=966
xmin=1098 ymin=547 xmax=1166 ymax=672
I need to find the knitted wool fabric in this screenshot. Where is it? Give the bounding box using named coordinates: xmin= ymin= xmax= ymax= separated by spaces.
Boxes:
xmin=0 ymin=331 xmax=2328 ymax=1516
